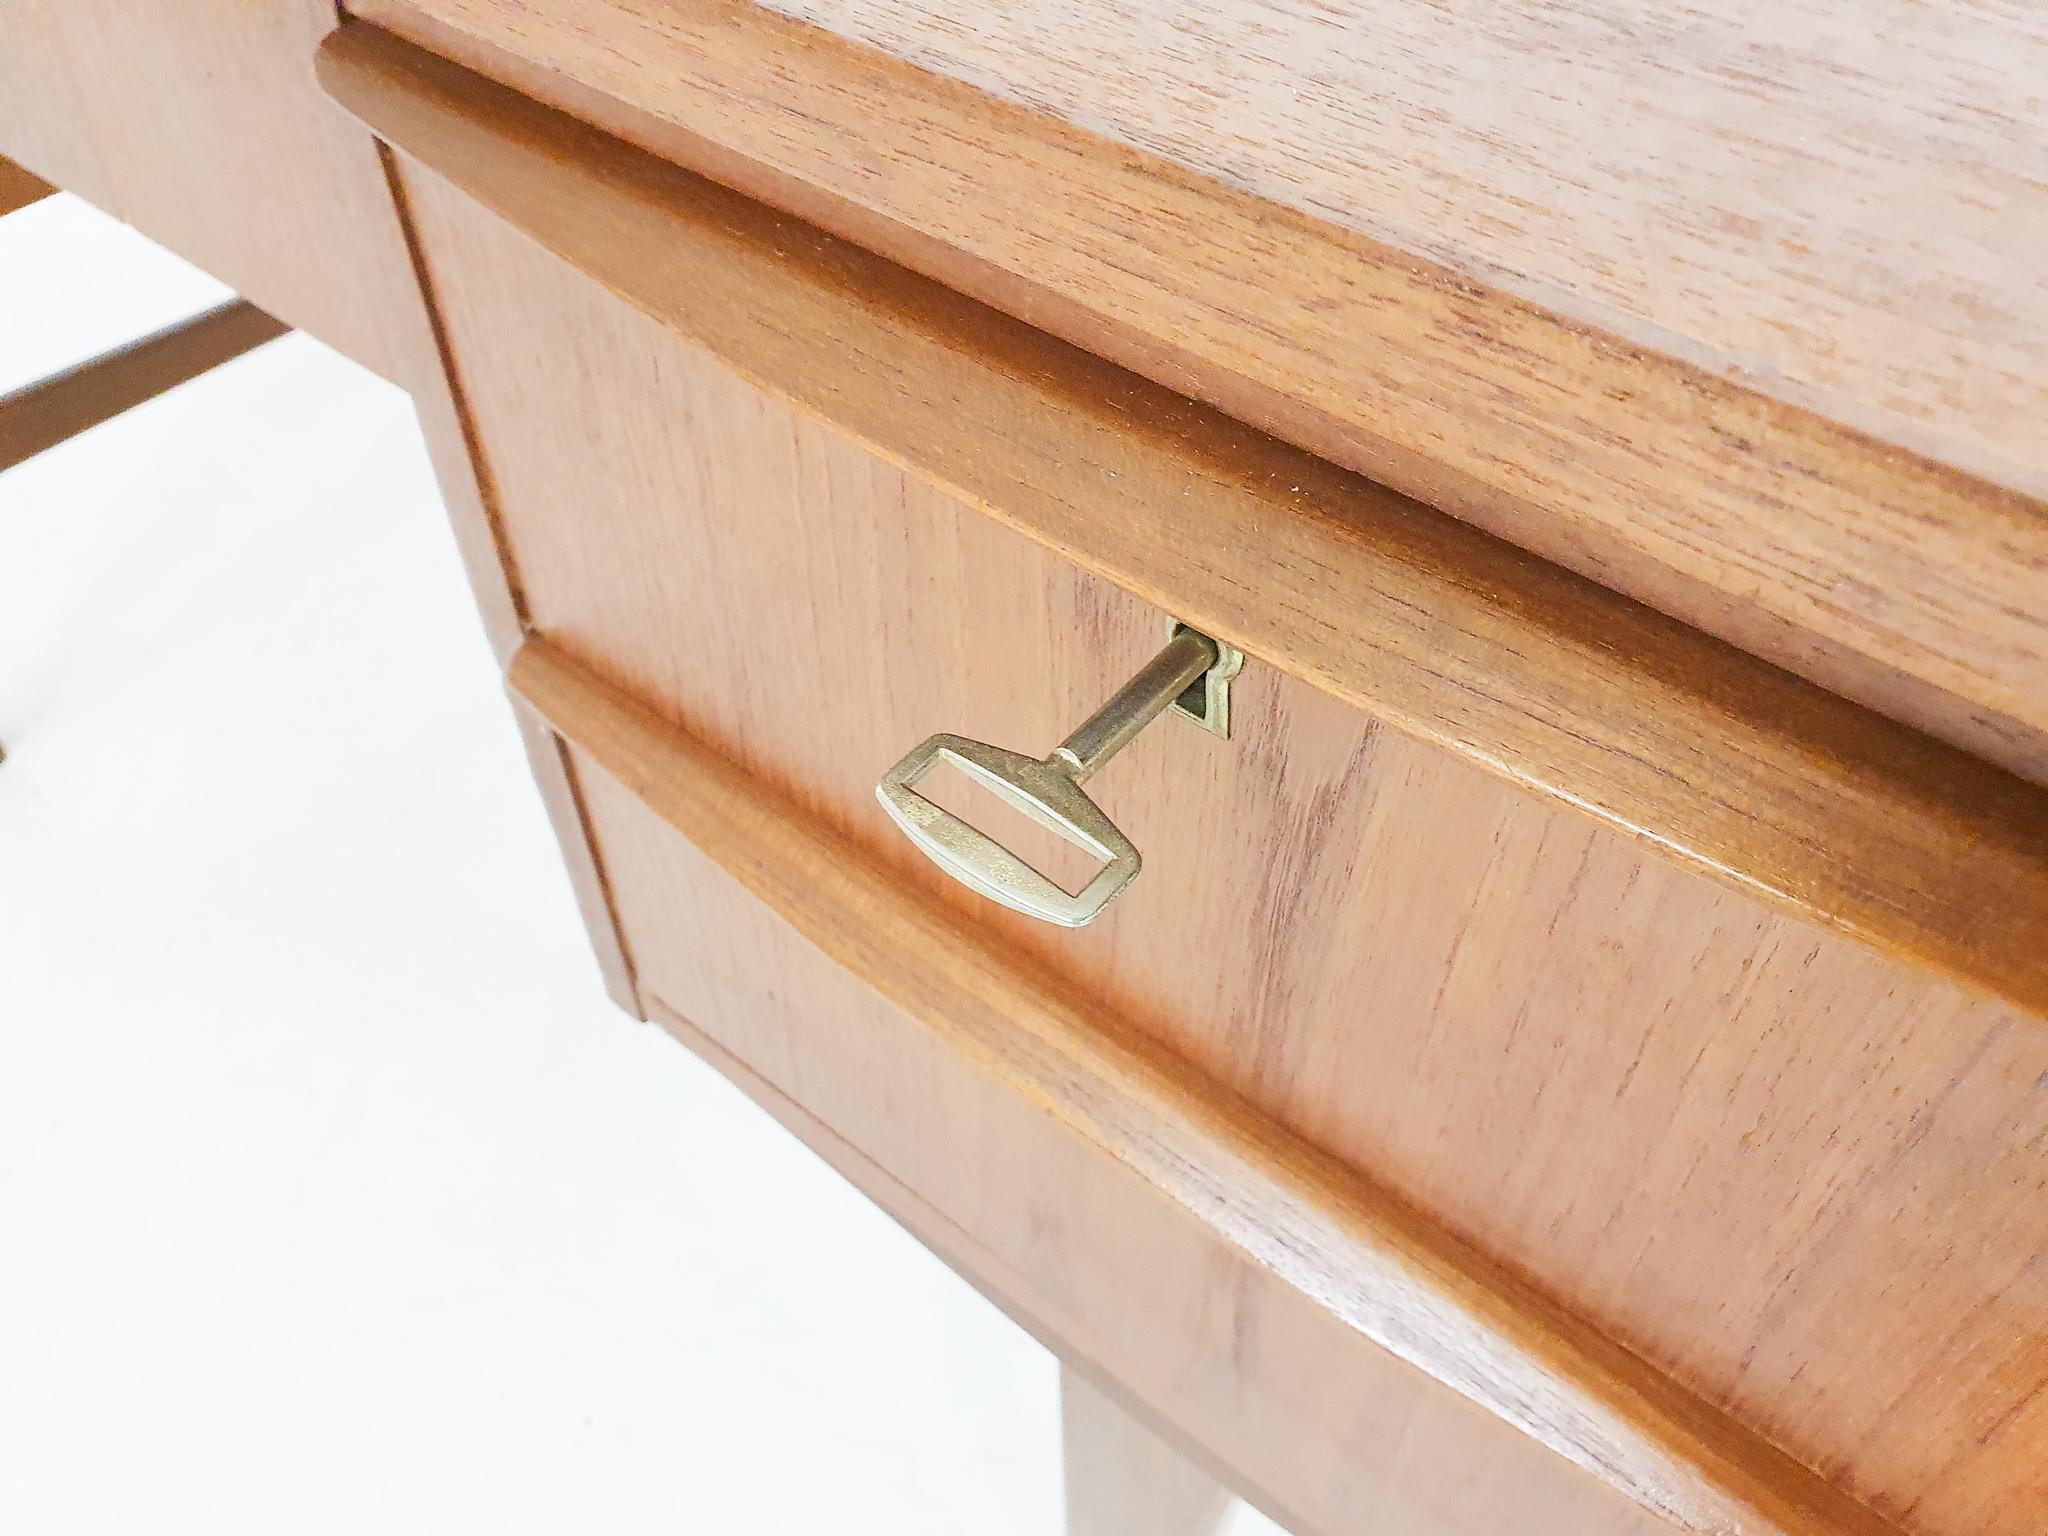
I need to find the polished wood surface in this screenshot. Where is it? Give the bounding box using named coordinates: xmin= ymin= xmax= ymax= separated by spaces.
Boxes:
xmin=0 ymin=154 xmax=53 ymax=217
xmin=0 ymin=300 xmax=289 ymax=472
xmin=376 ymin=103 xmax=2048 ymax=1527
xmin=347 ymin=0 xmax=2048 ymax=785
xmin=0 ymin=0 xmax=423 ymax=379
xmin=768 ymin=0 xmax=2048 ymax=484
xmin=1061 ymin=1368 xmax=1234 ymax=1536
xmin=12 ymin=11 xmax=2022 ymax=1530
xmin=319 ymin=25 xmax=2048 ymax=1027
xmin=514 ymin=635 xmax=1868 ymax=1536
xmin=380 ymin=83 xmax=2048 ymax=1531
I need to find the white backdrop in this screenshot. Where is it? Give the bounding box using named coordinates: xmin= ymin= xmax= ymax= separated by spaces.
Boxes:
xmin=0 ymin=195 xmax=1079 ymax=1535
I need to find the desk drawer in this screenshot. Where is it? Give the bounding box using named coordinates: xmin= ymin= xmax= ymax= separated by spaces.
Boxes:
xmin=323 ymin=30 xmax=2048 ymax=1536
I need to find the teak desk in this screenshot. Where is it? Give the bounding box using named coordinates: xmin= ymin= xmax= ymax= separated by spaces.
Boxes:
xmin=6 ymin=4 xmax=2045 ymax=1533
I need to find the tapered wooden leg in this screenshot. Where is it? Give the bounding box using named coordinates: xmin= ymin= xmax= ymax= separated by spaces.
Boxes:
xmin=1061 ymin=1366 xmax=1236 ymax=1536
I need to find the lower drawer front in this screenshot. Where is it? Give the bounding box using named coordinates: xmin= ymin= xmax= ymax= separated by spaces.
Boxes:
xmin=402 ymin=160 xmax=2048 ymax=1534
xmin=573 ymin=758 xmax=1666 ymax=1536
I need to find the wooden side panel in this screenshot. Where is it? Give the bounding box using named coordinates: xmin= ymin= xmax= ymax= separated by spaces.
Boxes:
xmin=401 ymin=173 xmax=2048 ymax=1536
xmin=348 ymin=0 xmax=2048 ymax=786
xmin=0 ymin=0 xmax=418 ymax=379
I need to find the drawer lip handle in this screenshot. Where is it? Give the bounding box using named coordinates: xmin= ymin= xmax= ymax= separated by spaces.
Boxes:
xmin=877 ymin=625 xmax=1226 ymax=927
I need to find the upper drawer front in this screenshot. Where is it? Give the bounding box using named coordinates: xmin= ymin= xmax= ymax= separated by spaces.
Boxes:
xmin=327 ymin=31 xmax=2048 ymax=1536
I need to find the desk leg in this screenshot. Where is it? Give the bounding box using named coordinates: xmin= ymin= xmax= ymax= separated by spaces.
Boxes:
xmin=1061 ymin=1366 xmax=1235 ymax=1536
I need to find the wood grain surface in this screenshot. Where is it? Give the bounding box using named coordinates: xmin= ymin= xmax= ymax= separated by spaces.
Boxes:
xmin=0 ymin=0 xmax=422 ymax=379
xmin=317 ymin=24 xmax=2048 ymax=1025
xmin=769 ymin=0 xmax=2048 ymax=488
xmin=0 ymin=300 xmax=289 ymax=471
xmin=393 ymin=131 xmax=2048 ymax=1531
xmin=344 ymin=0 xmax=2048 ymax=785
xmin=515 ymin=635 xmax=1895 ymax=1536
xmin=391 ymin=111 xmax=2048 ymax=1531
xmin=331 ymin=29 xmax=2048 ymax=1529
